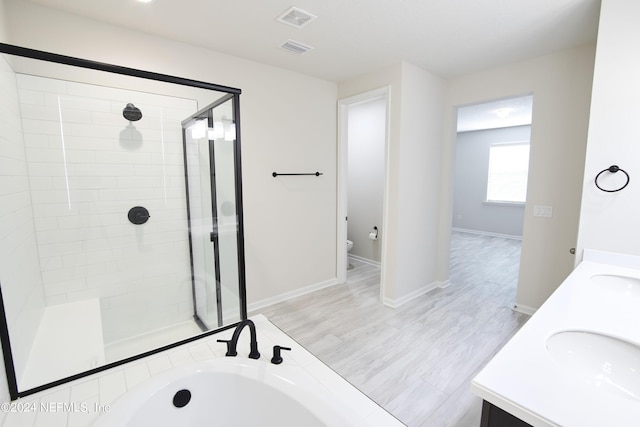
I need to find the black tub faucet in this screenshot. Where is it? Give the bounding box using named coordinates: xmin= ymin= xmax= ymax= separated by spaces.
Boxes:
xmin=217 ymin=319 xmax=260 ymax=359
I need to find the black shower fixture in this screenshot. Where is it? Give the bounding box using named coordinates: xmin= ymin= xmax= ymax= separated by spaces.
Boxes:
xmin=123 ymin=103 xmax=142 ymax=121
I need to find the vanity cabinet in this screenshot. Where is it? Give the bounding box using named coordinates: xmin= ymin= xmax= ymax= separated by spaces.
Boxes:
xmin=480 ymin=401 xmax=532 ymax=427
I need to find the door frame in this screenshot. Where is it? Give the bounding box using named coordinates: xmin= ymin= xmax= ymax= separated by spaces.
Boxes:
xmin=451 ymin=94 xmax=533 ymax=313
xmin=337 ymin=86 xmax=391 ymax=301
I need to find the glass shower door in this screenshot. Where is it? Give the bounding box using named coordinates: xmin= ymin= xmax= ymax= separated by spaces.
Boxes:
xmin=183 ymin=94 xmax=245 ymax=329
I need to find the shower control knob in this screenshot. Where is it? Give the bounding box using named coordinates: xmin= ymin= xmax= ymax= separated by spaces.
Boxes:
xmin=128 ymin=206 xmax=150 ymax=225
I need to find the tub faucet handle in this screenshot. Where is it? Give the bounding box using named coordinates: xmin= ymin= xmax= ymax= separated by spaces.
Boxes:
xmin=270 ymin=345 xmax=292 ymax=365
xmin=217 ymin=339 xmax=237 ymax=357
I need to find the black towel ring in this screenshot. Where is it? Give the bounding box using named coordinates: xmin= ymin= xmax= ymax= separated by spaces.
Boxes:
xmin=594 ymin=165 xmax=629 ymax=192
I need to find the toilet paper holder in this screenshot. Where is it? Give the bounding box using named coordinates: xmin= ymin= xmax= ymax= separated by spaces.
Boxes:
xmin=369 ymin=226 xmax=378 ymax=241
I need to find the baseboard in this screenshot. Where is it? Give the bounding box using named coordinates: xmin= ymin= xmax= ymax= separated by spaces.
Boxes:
xmin=438 ymin=279 xmax=452 ymax=289
xmin=348 ymin=254 xmax=381 ymax=267
xmin=382 ymin=280 xmax=448 ymax=308
xmin=452 ymin=227 xmax=522 ymax=241
xmin=247 ymin=278 xmax=338 ymax=313
xmin=512 ymin=303 xmax=537 ymax=316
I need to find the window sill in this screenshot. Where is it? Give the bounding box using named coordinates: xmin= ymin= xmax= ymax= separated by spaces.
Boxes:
xmin=483 ymin=200 xmax=525 ymax=207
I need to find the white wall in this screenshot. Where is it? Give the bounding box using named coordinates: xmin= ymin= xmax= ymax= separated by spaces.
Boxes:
xmin=576 ymin=0 xmax=640 ymax=258
xmin=0 ymin=0 xmax=5 ymax=43
xmin=347 ymin=97 xmax=385 ymax=262
xmin=339 ymin=62 xmax=447 ymax=305
xmin=392 ymin=63 xmax=447 ymax=302
xmin=2 ymin=0 xmax=338 ymax=309
xmin=442 ymin=44 xmax=596 ymax=311
xmin=453 ymin=126 xmax=530 ymax=237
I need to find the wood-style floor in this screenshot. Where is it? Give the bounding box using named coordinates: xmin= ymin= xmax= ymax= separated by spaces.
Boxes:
xmin=253 ymin=231 xmax=529 ymax=426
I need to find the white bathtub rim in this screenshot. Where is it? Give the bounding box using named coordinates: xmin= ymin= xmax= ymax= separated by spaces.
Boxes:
xmin=91 ymin=357 xmax=358 ymax=426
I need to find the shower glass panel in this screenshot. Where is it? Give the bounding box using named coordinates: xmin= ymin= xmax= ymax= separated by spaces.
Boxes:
xmin=0 ymin=44 xmax=246 ymax=400
xmin=183 ymin=95 xmax=243 ymax=329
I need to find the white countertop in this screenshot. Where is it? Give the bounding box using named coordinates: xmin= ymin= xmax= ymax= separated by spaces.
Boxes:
xmin=471 ymin=249 xmax=640 ymax=427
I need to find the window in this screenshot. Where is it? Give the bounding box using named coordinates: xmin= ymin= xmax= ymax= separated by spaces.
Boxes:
xmin=486 ymin=142 xmax=530 ymax=203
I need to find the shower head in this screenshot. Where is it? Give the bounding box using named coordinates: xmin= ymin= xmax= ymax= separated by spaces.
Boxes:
xmin=123 ymin=103 xmax=142 ymax=121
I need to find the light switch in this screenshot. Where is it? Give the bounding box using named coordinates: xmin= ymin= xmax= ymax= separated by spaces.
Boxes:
xmin=533 ymin=205 xmax=553 ymax=218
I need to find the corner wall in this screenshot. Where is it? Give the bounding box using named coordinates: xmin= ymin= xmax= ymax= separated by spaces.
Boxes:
xmin=339 ymin=62 xmax=447 ymax=305
xmin=391 ymin=63 xmax=446 ymax=302
xmin=576 ymin=0 xmax=640 ymax=258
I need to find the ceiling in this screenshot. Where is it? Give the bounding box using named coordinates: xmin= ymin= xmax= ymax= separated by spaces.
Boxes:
xmin=457 ymin=95 xmax=533 ymax=132
xmin=23 ymin=0 xmax=601 ymax=83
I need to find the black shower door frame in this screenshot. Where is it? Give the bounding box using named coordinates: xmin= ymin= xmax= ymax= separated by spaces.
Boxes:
xmin=0 ymin=42 xmax=248 ymax=400
xmin=182 ymin=93 xmax=247 ymax=330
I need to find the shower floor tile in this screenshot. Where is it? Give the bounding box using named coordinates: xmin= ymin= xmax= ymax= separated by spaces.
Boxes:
xmin=104 ymin=321 xmax=201 ymax=363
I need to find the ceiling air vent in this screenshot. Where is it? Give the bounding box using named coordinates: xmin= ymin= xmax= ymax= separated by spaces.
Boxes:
xmin=280 ymin=39 xmax=313 ymax=55
xmin=276 ymin=7 xmax=317 ymax=28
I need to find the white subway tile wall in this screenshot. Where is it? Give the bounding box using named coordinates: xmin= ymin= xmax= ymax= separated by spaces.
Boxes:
xmin=0 ymin=55 xmax=47 ymax=400
xmin=15 ymin=73 xmax=198 ymax=344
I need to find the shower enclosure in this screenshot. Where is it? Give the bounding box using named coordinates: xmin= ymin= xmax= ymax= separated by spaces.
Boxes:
xmin=183 ymin=94 xmax=246 ymax=331
xmin=0 ymin=43 xmax=246 ymax=399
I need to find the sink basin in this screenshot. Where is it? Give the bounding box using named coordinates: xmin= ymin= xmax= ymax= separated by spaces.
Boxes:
xmin=589 ymin=274 xmax=640 ymax=297
xmin=546 ymin=330 xmax=640 ymax=400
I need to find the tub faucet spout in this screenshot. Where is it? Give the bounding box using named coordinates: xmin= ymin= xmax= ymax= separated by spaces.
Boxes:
xmin=218 ymin=319 xmax=260 ymax=359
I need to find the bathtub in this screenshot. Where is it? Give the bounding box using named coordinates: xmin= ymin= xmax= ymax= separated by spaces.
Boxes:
xmin=92 ymin=357 xmax=362 ymax=426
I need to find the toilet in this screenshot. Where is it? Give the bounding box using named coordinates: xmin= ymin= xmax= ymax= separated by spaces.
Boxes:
xmin=346 ymin=240 xmax=354 ymax=271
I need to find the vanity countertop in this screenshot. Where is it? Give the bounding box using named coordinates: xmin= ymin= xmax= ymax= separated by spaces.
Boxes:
xmin=471 ymin=249 xmax=640 ymax=427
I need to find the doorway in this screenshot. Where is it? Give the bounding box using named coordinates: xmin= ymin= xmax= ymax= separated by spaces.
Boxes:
xmin=451 ymin=94 xmax=533 ymax=300
xmin=337 ymin=87 xmax=390 ymax=298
